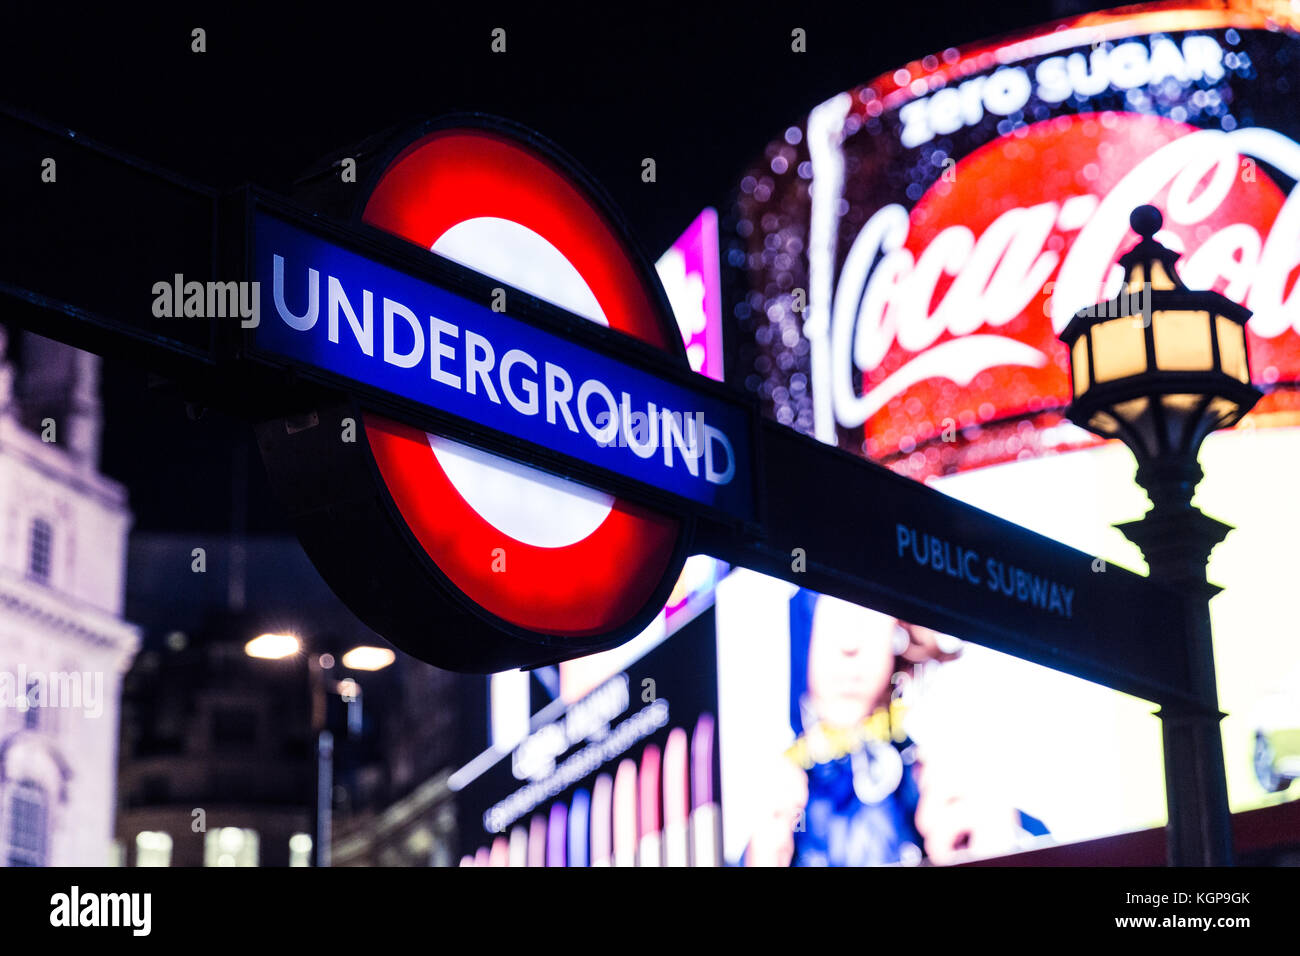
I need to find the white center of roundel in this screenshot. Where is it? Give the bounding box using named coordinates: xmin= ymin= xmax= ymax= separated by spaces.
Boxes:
xmin=433 ymin=217 xmax=608 ymax=325
xmin=426 ymin=217 xmax=615 ymax=548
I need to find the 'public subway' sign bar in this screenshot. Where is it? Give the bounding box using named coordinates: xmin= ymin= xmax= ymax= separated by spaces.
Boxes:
xmin=248 ymin=210 xmax=754 ymax=522
xmin=896 ymin=524 xmax=1076 ymax=619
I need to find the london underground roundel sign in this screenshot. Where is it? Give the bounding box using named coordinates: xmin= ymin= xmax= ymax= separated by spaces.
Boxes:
xmin=257 ymin=118 xmax=692 ymax=672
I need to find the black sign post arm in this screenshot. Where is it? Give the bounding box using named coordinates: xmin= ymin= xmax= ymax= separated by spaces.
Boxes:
xmin=0 ymin=106 xmax=223 ymax=376
xmin=694 ymin=418 xmax=1198 ymax=709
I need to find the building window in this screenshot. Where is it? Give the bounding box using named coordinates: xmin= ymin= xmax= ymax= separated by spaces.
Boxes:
xmin=28 ymin=518 xmax=53 ymax=584
xmin=135 ymin=831 xmax=173 ymax=867
xmin=203 ymin=827 xmax=258 ymax=867
xmin=6 ymin=780 xmax=49 ymax=867
xmin=289 ymin=833 xmax=312 ymax=867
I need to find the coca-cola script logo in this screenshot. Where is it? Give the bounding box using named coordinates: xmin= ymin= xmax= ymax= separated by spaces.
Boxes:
xmin=817 ymin=112 xmax=1300 ymax=454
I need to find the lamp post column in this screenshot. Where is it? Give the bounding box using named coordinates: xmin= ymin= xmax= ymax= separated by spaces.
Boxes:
xmin=306 ymin=652 xmax=331 ymax=868
xmin=1117 ymin=457 xmax=1234 ymax=867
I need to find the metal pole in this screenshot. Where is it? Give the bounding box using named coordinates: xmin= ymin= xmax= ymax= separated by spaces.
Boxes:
xmin=306 ymin=652 xmax=332 ymax=867
xmin=1117 ymin=457 xmax=1234 ymax=866
xmin=316 ymin=730 xmax=334 ymax=868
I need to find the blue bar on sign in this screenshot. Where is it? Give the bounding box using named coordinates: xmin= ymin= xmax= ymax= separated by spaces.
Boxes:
xmin=251 ymin=211 xmax=753 ymax=520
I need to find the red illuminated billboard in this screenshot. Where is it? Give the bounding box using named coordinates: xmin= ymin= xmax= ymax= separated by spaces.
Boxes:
xmin=730 ymin=0 xmax=1300 ymax=478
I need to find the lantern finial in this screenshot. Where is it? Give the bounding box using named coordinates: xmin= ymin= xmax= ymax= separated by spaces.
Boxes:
xmin=1130 ymin=204 xmax=1163 ymax=239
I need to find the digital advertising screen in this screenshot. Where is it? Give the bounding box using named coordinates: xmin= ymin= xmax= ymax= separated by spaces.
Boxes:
xmin=718 ymin=0 xmax=1300 ymax=862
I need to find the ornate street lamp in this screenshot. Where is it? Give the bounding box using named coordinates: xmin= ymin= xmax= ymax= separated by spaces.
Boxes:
xmin=1058 ymin=204 xmax=1263 ymax=866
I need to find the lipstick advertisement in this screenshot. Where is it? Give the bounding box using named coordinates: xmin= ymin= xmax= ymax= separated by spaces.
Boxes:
xmin=451 ymin=589 xmax=723 ymax=867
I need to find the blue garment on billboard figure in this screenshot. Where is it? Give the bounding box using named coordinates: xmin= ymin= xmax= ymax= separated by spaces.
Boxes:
xmin=250 ymin=211 xmax=754 ymax=520
xmin=797 ymin=740 xmax=925 ymax=868
xmin=784 ymin=588 xmax=1046 ymax=867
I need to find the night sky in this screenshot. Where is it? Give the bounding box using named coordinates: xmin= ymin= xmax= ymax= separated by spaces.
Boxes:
xmin=2 ymin=0 xmax=1110 ymax=533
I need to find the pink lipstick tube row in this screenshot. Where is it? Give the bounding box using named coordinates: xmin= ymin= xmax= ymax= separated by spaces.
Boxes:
xmin=463 ymin=714 xmax=719 ymax=866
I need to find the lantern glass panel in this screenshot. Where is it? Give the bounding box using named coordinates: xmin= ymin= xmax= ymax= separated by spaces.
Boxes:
xmin=1087 ymin=410 xmax=1121 ymax=435
xmin=1149 ymin=259 xmax=1177 ymax=291
xmin=1216 ymin=315 xmax=1250 ymax=382
xmin=1112 ymin=395 xmax=1151 ymax=425
xmin=1208 ymin=396 xmax=1239 ymax=424
xmin=1072 ymin=337 xmax=1090 ymax=397
xmin=1126 ymin=263 xmax=1145 ymax=295
xmin=1160 ymin=393 xmax=1202 ymax=413
xmin=1152 ymin=309 xmax=1213 ymax=371
xmin=1112 ymin=396 xmax=1158 ymax=455
xmin=1090 ymin=316 xmax=1148 ymax=382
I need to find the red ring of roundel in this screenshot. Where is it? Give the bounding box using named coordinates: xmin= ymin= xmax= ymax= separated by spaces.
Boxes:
xmin=361 ymin=128 xmax=682 ymax=639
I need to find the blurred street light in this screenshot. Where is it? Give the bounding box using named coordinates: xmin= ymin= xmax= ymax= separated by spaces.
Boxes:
xmin=341 ymin=645 xmax=396 ymax=672
xmin=244 ymin=632 xmax=301 ymax=660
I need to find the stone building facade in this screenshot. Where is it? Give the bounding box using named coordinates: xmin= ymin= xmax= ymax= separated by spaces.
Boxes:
xmin=0 ymin=329 xmax=139 ymax=866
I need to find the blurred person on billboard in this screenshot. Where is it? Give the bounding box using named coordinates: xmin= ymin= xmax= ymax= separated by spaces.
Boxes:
xmin=744 ymin=591 xmax=1045 ymax=866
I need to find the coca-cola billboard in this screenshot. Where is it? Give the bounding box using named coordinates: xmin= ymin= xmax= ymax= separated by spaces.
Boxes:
xmin=729 ymin=0 xmax=1300 ymax=478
